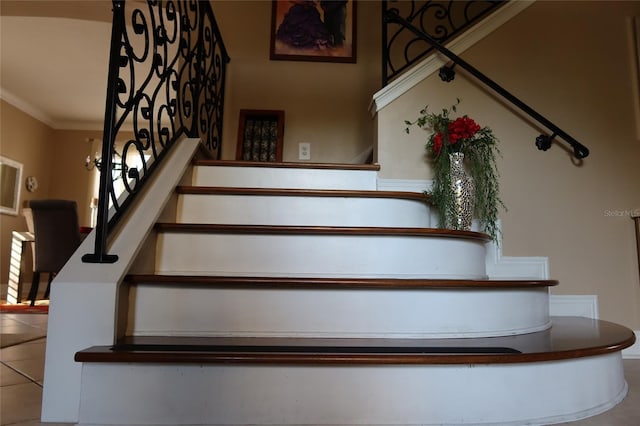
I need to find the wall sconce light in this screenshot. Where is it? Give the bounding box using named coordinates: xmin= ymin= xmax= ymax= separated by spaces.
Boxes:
xmin=84 ymin=138 xmax=124 ymax=175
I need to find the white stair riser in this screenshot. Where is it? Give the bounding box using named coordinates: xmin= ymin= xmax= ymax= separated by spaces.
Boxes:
xmin=155 ymin=233 xmax=488 ymax=279
xmin=127 ymin=286 xmax=550 ymax=338
xmin=192 ymin=166 xmax=378 ymax=189
xmin=177 ymin=195 xmax=432 ymax=227
xmin=77 ymin=353 xmax=627 ymax=426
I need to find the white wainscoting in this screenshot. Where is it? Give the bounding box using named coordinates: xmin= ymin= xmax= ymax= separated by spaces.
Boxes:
xmin=549 ymin=295 xmax=599 ymax=320
xmin=623 ymin=331 xmax=640 ymax=358
xmin=377 ymin=177 xmax=640 ymax=359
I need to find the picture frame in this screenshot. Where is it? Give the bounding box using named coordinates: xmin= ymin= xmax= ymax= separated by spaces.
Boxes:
xmin=0 ymin=156 xmax=24 ymax=216
xmin=634 ymin=209 xmax=640 ymax=281
xmin=236 ymin=109 xmax=285 ymax=162
xmin=270 ymin=0 xmax=356 ymax=63
xmin=633 ymin=16 xmax=640 ymax=139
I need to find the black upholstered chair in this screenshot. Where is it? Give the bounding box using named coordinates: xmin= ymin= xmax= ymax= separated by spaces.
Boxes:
xmin=22 ymin=200 xmax=82 ymax=306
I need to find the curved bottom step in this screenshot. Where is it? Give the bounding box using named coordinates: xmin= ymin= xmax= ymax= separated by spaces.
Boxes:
xmin=77 ymin=354 xmax=627 ymax=425
xmin=75 ymin=318 xmax=635 ymax=425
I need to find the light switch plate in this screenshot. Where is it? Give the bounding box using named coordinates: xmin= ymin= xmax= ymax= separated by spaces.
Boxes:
xmin=299 ymin=143 xmax=311 ymax=160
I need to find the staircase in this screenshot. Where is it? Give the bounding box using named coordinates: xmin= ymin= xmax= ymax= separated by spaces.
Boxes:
xmin=70 ymin=159 xmax=635 ymax=426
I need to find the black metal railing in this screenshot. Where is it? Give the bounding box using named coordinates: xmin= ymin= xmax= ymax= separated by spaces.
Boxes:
xmin=383 ymin=4 xmax=590 ymax=160
xmin=383 ymin=0 xmax=504 ymax=85
xmin=83 ymin=0 xmax=230 ymax=264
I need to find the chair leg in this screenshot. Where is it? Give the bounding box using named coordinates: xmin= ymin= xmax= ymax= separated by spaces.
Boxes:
xmin=28 ymin=271 xmax=40 ymax=307
xmin=44 ymin=273 xmax=54 ymax=300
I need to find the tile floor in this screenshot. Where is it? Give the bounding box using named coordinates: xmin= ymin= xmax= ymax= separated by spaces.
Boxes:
xmin=1 ymin=312 xmax=639 ymax=426
xmin=1 ymin=313 xmax=67 ymax=426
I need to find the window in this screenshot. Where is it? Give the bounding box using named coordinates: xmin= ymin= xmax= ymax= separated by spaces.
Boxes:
xmin=236 ymin=109 xmax=284 ymax=162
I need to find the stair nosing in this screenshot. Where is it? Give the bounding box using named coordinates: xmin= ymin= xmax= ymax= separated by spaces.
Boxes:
xmin=73 ymin=349 xmax=629 ymax=366
xmin=124 ymin=274 xmax=559 ymax=289
xmin=192 ymin=160 xmax=381 ymax=171
xmin=154 ymin=223 xmax=491 ymax=241
xmin=176 ymin=186 xmax=429 ymax=202
xmin=74 ymin=318 xmax=636 ymax=365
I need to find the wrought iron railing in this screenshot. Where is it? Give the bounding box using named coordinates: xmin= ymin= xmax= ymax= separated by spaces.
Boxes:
xmin=383 ymin=2 xmax=590 ymax=159
xmin=83 ymin=0 xmax=230 ymax=263
xmin=383 ymin=0 xmax=504 ymax=85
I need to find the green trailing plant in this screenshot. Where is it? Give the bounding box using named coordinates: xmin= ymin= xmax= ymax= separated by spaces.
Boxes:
xmin=405 ymin=99 xmax=504 ymax=241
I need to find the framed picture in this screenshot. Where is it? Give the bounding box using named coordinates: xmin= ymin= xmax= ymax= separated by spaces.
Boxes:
xmin=270 ymin=0 xmax=356 ymax=63
xmin=0 ymin=156 xmax=23 ymax=216
xmin=236 ymin=109 xmax=285 ymax=162
xmin=633 ymin=16 xmax=640 ymax=139
xmin=634 ymin=210 xmax=640 ymax=281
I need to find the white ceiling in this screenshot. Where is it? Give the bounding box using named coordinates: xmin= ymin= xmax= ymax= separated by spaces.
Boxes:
xmin=1 ymin=8 xmax=113 ymax=129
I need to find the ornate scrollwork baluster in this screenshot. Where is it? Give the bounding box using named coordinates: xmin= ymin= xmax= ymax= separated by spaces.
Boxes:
xmin=83 ymin=0 xmax=229 ymax=263
xmin=383 ymin=0 xmax=504 ymax=85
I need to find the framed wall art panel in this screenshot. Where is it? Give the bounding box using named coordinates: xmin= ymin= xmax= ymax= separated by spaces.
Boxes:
xmin=0 ymin=156 xmax=23 ymax=216
xmin=270 ymin=0 xmax=356 ymax=63
xmin=236 ymin=110 xmax=285 ymax=162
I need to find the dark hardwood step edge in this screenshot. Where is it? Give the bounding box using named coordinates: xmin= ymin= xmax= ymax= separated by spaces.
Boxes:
xmin=154 ymin=223 xmax=491 ymax=242
xmin=124 ymin=274 xmax=559 ymax=289
xmin=74 ymin=318 xmax=636 ymax=365
xmin=192 ymin=159 xmax=381 ymax=171
xmin=176 ymin=186 xmax=430 ymax=202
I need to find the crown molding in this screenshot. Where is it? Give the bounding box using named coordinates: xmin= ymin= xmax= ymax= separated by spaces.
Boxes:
xmin=370 ymin=0 xmax=535 ymax=116
xmin=0 ymin=86 xmax=56 ymax=128
xmin=0 ymin=86 xmax=107 ymax=130
xmin=54 ymin=120 xmax=107 ymax=131
xmin=0 ymin=87 xmax=130 ymax=131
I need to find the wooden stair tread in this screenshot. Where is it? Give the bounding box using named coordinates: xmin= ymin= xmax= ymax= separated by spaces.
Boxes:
xmin=124 ymin=274 xmax=558 ymax=289
xmin=176 ymin=186 xmax=429 ymax=202
xmin=192 ymin=159 xmax=381 ymax=171
xmin=75 ymin=317 xmax=635 ymax=365
xmin=154 ymin=223 xmax=491 ymax=241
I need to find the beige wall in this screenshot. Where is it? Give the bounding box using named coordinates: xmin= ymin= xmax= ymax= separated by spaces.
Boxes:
xmin=212 ymin=0 xmax=381 ymax=163
xmin=377 ymin=1 xmax=640 ymax=328
xmin=0 ymin=100 xmax=104 ymax=294
xmin=1 ymin=101 xmax=53 ymax=292
xmin=50 ymin=130 xmax=106 ymax=225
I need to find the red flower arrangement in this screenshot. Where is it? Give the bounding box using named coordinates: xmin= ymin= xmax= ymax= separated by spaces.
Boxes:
xmin=405 ymin=99 xmax=493 ymax=158
xmin=431 ymin=116 xmax=482 ymax=154
xmin=404 ymin=99 xmax=503 ymax=241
